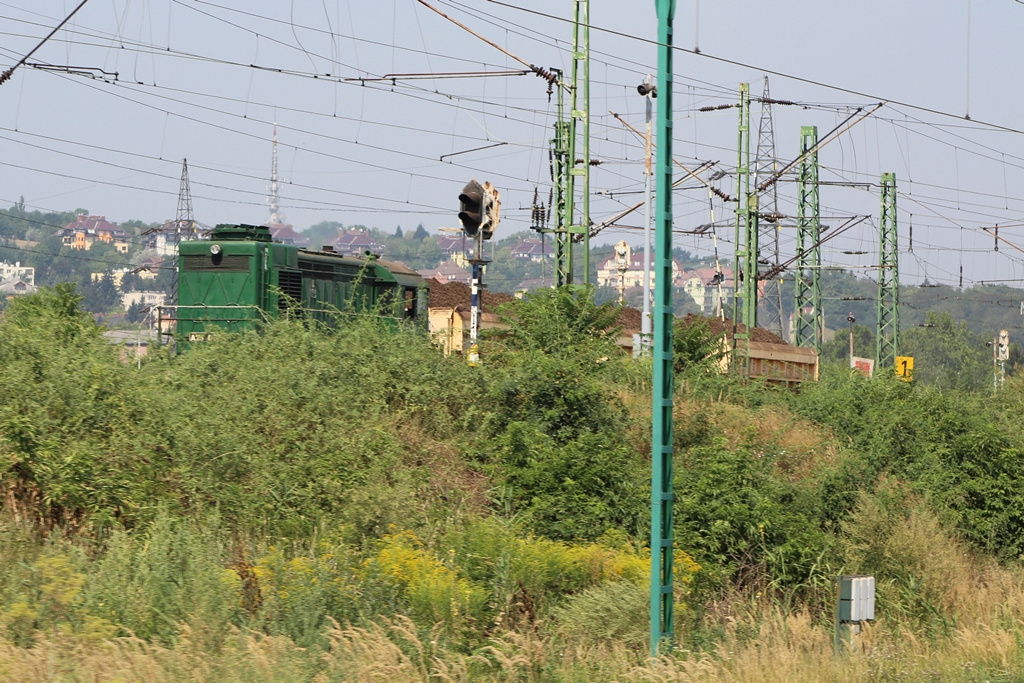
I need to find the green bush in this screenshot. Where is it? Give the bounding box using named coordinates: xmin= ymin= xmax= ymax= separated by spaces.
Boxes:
xmin=0 ymin=284 xmax=150 ymax=530
xmin=841 ymin=484 xmax=968 ymax=635
xmin=0 ymin=290 xmax=481 ymax=538
xmin=790 ymin=371 xmax=1024 ymax=559
xmin=674 ymin=440 xmax=831 ymax=589
xmin=673 ymin=315 xmax=725 ymax=373
xmin=83 ymin=515 xmax=242 ymax=646
xmin=491 ymin=423 xmax=646 ymax=541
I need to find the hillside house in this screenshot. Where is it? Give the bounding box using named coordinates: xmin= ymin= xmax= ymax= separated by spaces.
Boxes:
xmin=129 ymin=257 xmax=163 ymax=281
xmin=511 ymin=238 xmax=552 ymax=261
xmin=91 ymin=269 xmax=130 ymax=289
xmin=596 ymin=243 xmax=687 ymax=290
xmin=141 ymin=220 xmax=211 ymax=255
xmin=122 ymin=291 xmax=166 ymax=310
xmin=681 ymin=266 xmax=735 ymax=315
xmin=0 ymin=262 xmax=34 ymax=286
xmin=436 ymin=234 xmax=464 ymax=257
xmin=0 ymin=279 xmax=36 ymax=297
xmin=514 ymin=276 xmax=555 ymax=298
xmin=332 ymin=229 xmax=384 ymax=257
xmin=57 ymin=215 xmax=132 ymax=253
xmin=419 ymin=261 xmax=471 ymax=285
xmin=266 ymin=223 xmax=309 ymax=246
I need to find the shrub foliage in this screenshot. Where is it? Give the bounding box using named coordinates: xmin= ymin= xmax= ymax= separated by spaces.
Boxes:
xmin=2 ymin=284 xmax=1024 ymax=672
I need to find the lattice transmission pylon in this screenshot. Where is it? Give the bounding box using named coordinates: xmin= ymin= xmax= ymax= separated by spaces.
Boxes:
xmin=170 ymin=158 xmax=194 ymax=308
xmin=754 ymin=76 xmax=783 ymax=338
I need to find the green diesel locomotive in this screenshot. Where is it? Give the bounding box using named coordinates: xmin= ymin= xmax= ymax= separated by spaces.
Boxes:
xmin=175 ymin=224 xmax=428 ymax=342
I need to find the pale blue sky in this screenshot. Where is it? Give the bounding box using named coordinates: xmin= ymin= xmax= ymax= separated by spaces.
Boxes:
xmin=1 ymin=1 xmax=1023 ymax=290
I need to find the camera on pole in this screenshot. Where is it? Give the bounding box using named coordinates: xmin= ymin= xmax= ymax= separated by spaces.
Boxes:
xmin=637 ymin=73 xmax=657 ymax=98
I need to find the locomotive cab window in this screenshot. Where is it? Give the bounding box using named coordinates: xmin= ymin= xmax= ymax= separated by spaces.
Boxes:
xmin=376 ymin=286 xmax=396 ymax=314
xmin=403 ymin=288 xmax=417 ymax=319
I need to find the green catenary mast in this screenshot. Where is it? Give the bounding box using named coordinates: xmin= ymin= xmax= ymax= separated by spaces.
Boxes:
xmin=876 ymin=172 xmax=899 ymax=367
xmin=794 ymin=126 xmax=822 ymax=352
xmin=732 ymin=83 xmax=756 ymax=374
xmin=550 ymin=68 xmax=572 ymax=287
xmin=545 ymin=1 xmax=591 ymax=286
xmin=650 ymin=0 xmax=676 ymax=657
xmin=568 ymin=0 xmax=591 ymax=283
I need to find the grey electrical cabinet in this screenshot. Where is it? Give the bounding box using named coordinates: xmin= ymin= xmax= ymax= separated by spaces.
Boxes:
xmin=837 ymin=575 xmax=875 ymax=622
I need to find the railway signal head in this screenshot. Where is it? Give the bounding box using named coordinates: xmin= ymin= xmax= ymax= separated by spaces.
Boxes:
xmin=458 ymin=180 xmax=485 ymax=236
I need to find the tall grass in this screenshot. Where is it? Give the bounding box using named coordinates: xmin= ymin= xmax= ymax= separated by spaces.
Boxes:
xmin=6 ymin=288 xmax=1024 ymax=680
xmin=4 ymin=608 xmax=1024 ymax=682
xmin=3 ymin=509 xmax=1024 ymax=682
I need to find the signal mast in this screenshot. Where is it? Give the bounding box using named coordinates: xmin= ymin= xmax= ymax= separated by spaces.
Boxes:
xmin=457 ymin=180 xmax=501 ymax=366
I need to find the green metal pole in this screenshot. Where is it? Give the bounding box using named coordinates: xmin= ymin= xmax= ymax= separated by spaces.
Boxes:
xmin=795 ymin=126 xmax=822 ymax=353
xmin=565 ymin=0 xmax=591 ymax=285
xmin=552 ymin=70 xmax=571 ymax=287
xmin=563 ymin=60 xmax=577 ymax=285
xmin=577 ymin=0 xmax=591 ymax=283
xmin=650 ymin=0 xmax=675 ymax=658
xmin=731 ymin=83 xmax=753 ymax=376
xmin=877 ymin=172 xmax=899 ymax=367
xmin=744 ymin=194 xmax=759 ymax=329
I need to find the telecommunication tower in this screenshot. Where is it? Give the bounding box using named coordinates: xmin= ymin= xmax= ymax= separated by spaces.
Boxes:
xmin=175 ymin=158 xmax=194 ymax=238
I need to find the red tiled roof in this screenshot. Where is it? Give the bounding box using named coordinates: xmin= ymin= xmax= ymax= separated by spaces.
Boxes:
xmin=515 ymin=276 xmax=555 ymax=291
xmin=266 ymin=223 xmax=309 ymax=245
xmin=436 ymin=235 xmax=463 ymax=252
xmin=59 ymin=215 xmax=130 ymax=239
xmin=334 ymin=232 xmax=382 ymax=246
xmin=686 ymin=266 xmax=734 ymax=283
xmin=511 ymin=239 xmax=549 ymax=257
xmin=332 ymin=231 xmax=384 ymax=255
xmin=420 ymin=261 xmax=471 ymax=283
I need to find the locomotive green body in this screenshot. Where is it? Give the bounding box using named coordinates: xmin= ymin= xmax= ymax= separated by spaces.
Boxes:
xmin=175 ymin=224 xmax=427 ymax=342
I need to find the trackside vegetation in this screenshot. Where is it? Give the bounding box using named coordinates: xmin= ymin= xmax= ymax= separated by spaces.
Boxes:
xmin=3 ymin=284 xmax=1024 ymax=680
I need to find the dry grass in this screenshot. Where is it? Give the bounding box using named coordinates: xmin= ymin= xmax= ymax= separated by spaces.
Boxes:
xmin=670 ymin=396 xmax=840 ymax=482
xmin=0 ymin=626 xmax=309 ymax=683
xmin=4 ymin=605 xmax=1024 ymax=682
xmin=619 ymin=610 xmax=1024 ymax=682
xmin=391 ymin=416 xmax=491 ymax=515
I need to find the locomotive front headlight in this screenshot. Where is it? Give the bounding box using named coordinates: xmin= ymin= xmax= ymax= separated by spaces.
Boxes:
xmin=210 ymin=244 xmax=222 ymax=255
